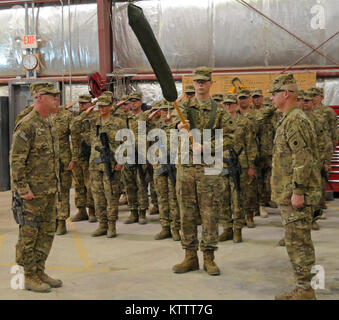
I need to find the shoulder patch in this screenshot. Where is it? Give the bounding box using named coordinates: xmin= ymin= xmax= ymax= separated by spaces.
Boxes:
xmin=18 ymin=131 xmax=29 ymax=142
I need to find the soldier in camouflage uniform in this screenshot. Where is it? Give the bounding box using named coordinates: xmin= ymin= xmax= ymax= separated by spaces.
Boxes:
xmin=122 ymin=92 xmax=151 ymax=225
xmin=212 ymin=93 xmax=223 ymax=103
xmin=70 ymin=94 xmax=96 ymax=223
xmin=309 ymin=87 xmax=337 ymax=217
xmin=251 ymin=88 xmax=264 ymax=110
xmin=236 ymin=89 xmax=259 ymax=227
xmin=270 ymin=74 xmax=321 ymax=300
xmin=172 ymin=67 xmax=227 ymax=276
xmin=52 ymin=92 xmax=74 ymax=235
xmin=15 ymin=104 xmax=34 ymax=126
xmin=302 ymin=92 xmax=333 ymax=230
xmin=10 ymin=82 xmax=62 ymax=293
xmin=218 ymin=94 xmax=256 ymax=242
xmin=73 ymin=95 xmax=125 ymax=237
xmin=152 ymin=101 xmax=181 ymax=241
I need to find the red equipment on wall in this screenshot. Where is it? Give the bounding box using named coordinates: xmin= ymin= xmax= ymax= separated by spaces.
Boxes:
xmin=88 ymin=72 xmax=108 ymax=98
xmin=328 ymin=105 xmax=339 ymax=192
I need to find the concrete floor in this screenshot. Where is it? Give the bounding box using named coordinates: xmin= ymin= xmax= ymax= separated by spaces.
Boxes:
xmin=0 ymin=189 xmax=338 ymax=300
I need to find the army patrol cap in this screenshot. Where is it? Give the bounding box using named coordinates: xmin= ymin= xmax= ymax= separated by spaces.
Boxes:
xmin=237 ymin=89 xmax=251 ymax=98
xmin=78 ymin=94 xmax=92 ymax=103
xmin=308 ymin=87 xmax=324 ymax=96
xmin=160 ymin=101 xmax=174 ymax=110
xmin=268 ymin=73 xmax=298 ymax=93
xmin=212 ymin=93 xmax=224 ymax=101
xmin=263 ymin=96 xmax=272 ymax=106
xmin=223 ymin=94 xmax=237 ymax=104
xmin=297 ymin=90 xmax=305 ymax=100
xmin=303 ymin=92 xmax=314 ymax=101
xmin=193 ymin=66 xmax=212 ymax=81
xmin=184 ymin=85 xmax=195 ymax=94
xmin=120 ymin=95 xmax=129 ymax=104
xmin=251 ymin=88 xmax=263 ymax=97
xmin=30 ymin=82 xmax=57 ymax=96
xmin=151 ymin=100 xmax=162 ymax=110
xmin=97 ymin=95 xmax=112 ymax=107
xmin=128 ymin=92 xmax=142 ymax=101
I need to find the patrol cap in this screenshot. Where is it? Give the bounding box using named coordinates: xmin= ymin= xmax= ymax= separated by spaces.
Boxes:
xmin=251 ymin=88 xmax=263 ymax=97
xmin=212 ymin=93 xmax=224 ymax=101
xmin=97 ymin=95 xmax=112 ymax=107
xmin=268 ymin=73 xmax=298 ymax=93
xmin=78 ymin=94 xmax=92 ymax=103
xmin=303 ymin=92 xmax=314 ymax=101
xmin=263 ymin=96 xmax=272 ymax=106
xmin=297 ymin=90 xmax=305 ymax=100
xmin=223 ymin=94 xmax=237 ymax=104
xmin=193 ymin=66 xmax=212 ymax=81
xmin=151 ymin=100 xmax=162 ymax=110
xmin=30 ymin=82 xmax=56 ymax=96
xmin=308 ymin=87 xmax=324 ymax=96
xmin=128 ymin=92 xmax=142 ymax=101
xmin=184 ymin=85 xmax=195 ymax=94
xmin=120 ymin=95 xmax=129 ymax=104
xmin=160 ymin=101 xmax=174 ymax=110
xmin=237 ymin=89 xmax=251 ymax=98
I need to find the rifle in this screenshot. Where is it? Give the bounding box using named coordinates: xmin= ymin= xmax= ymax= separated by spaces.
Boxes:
xmin=80 ymin=141 xmax=91 ymax=162
xmin=321 ymin=167 xmax=334 ymax=191
xmin=94 ymin=132 xmax=115 ymax=194
xmin=12 ymin=192 xmax=41 ymax=228
xmin=221 ymin=148 xmax=243 ymax=201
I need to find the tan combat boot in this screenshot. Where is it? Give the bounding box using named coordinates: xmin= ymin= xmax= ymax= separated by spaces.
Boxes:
xmin=269 ymin=201 xmax=278 ymax=208
xmin=124 ymin=210 xmax=139 ymax=224
xmin=37 ymin=271 xmax=63 ymax=288
xmin=203 ymin=250 xmax=220 ymax=276
xmin=154 ymin=227 xmax=171 ymax=240
xmin=312 ymin=221 xmax=320 ymax=230
xmin=218 ymin=228 xmax=233 ymax=242
xmin=172 ymin=250 xmax=199 ymax=273
xmin=91 ymin=222 xmax=108 ymax=237
xmin=138 ymin=209 xmax=147 ymax=225
xmin=71 ymin=207 xmax=88 ymax=222
xmin=259 ymin=206 xmax=268 ymax=218
xmin=275 ymin=287 xmax=316 ymax=300
xmin=88 ymin=207 xmax=97 ymax=223
xmin=171 ymin=229 xmax=181 ymax=241
xmin=278 ymin=238 xmax=285 ymax=246
xmin=233 ymin=228 xmax=242 ymax=243
xmin=56 ymin=219 xmax=67 ymax=236
xmin=119 ymin=193 xmax=128 ymax=206
xmin=246 ymin=213 xmax=255 ymax=228
xmin=24 ymin=274 xmax=51 ymax=293
xmin=107 ymin=221 xmax=117 ymax=238
xmin=149 ymin=205 xmax=159 ymax=215
xmin=319 ymin=211 xmax=326 ymax=219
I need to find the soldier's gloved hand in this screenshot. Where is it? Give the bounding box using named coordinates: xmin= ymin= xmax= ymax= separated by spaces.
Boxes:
xmin=21 ymin=190 xmax=35 ymax=200
xmin=248 ymin=168 xmax=255 ymax=179
xmin=67 ymin=161 xmax=74 ymax=171
xmin=291 ymin=193 xmax=304 ymax=209
xmin=178 ymin=120 xmax=190 ymax=131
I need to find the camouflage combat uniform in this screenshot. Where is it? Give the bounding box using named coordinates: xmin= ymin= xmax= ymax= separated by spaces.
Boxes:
xmin=270 ymin=75 xmax=321 ymax=298
xmin=15 ymin=105 xmax=34 ymax=126
xmin=10 ymin=83 xmax=60 ymax=286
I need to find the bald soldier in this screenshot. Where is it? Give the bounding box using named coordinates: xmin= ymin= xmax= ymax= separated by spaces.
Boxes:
xmin=70 ymin=94 xmax=96 ymax=223
xmin=270 ymin=74 xmax=321 ymax=300
xmin=10 ymin=82 xmax=62 ymax=292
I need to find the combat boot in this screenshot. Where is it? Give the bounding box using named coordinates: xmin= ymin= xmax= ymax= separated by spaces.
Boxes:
xmin=154 ymin=227 xmax=171 ymax=240
xmin=91 ymin=222 xmax=108 ymax=237
xmin=124 ymin=210 xmax=139 ymax=224
xmin=246 ymin=213 xmax=255 ymax=228
xmin=71 ymin=207 xmax=88 ymax=222
xmin=88 ymin=207 xmax=97 ymax=223
xmin=107 ymin=221 xmax=117 ymax=238
xmin=275 ymin=287 xmax=316 ymax=300
xmin=259 ymin=206 xmax=268 ymax=218
xmin=119 ymin=193 xmax=127 ymax=206
xmin=203 ymin=250 xmax=220 ymax=276
xmin=171 ymin=229 xmax=181 ymax=241
xmin=149 ymin=205 xmax=159 ymax=215
xmin=218 ymin=228 xmax=233 ymax=242
xmin=24 ymin=274 xmax=51 ymax=293
xmin=172 ymin=250 xmax=199 ymax=273
xmin=233 ymin=228 xmax=242 ymax=243
xmin=319 ymin=211 xmax=326 ymax=219
xmin=278 ymin=238 xmax=285 ymax=246
xmin=56 ymin=219 xmax=67 ymax=235
xmin=268 ymin=201 xmax=278 ymax=208
xmin=138 ymin=209 xmax=147 ymax=225
xmin=37 ymin=271 xmax=63 ymax=288
xmin=312 ymin=221 xmax=320 ymax=230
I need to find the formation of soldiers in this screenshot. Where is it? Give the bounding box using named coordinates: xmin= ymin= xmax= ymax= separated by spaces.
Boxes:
xmin=9 ymin=68 xmax=338 ymax=299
